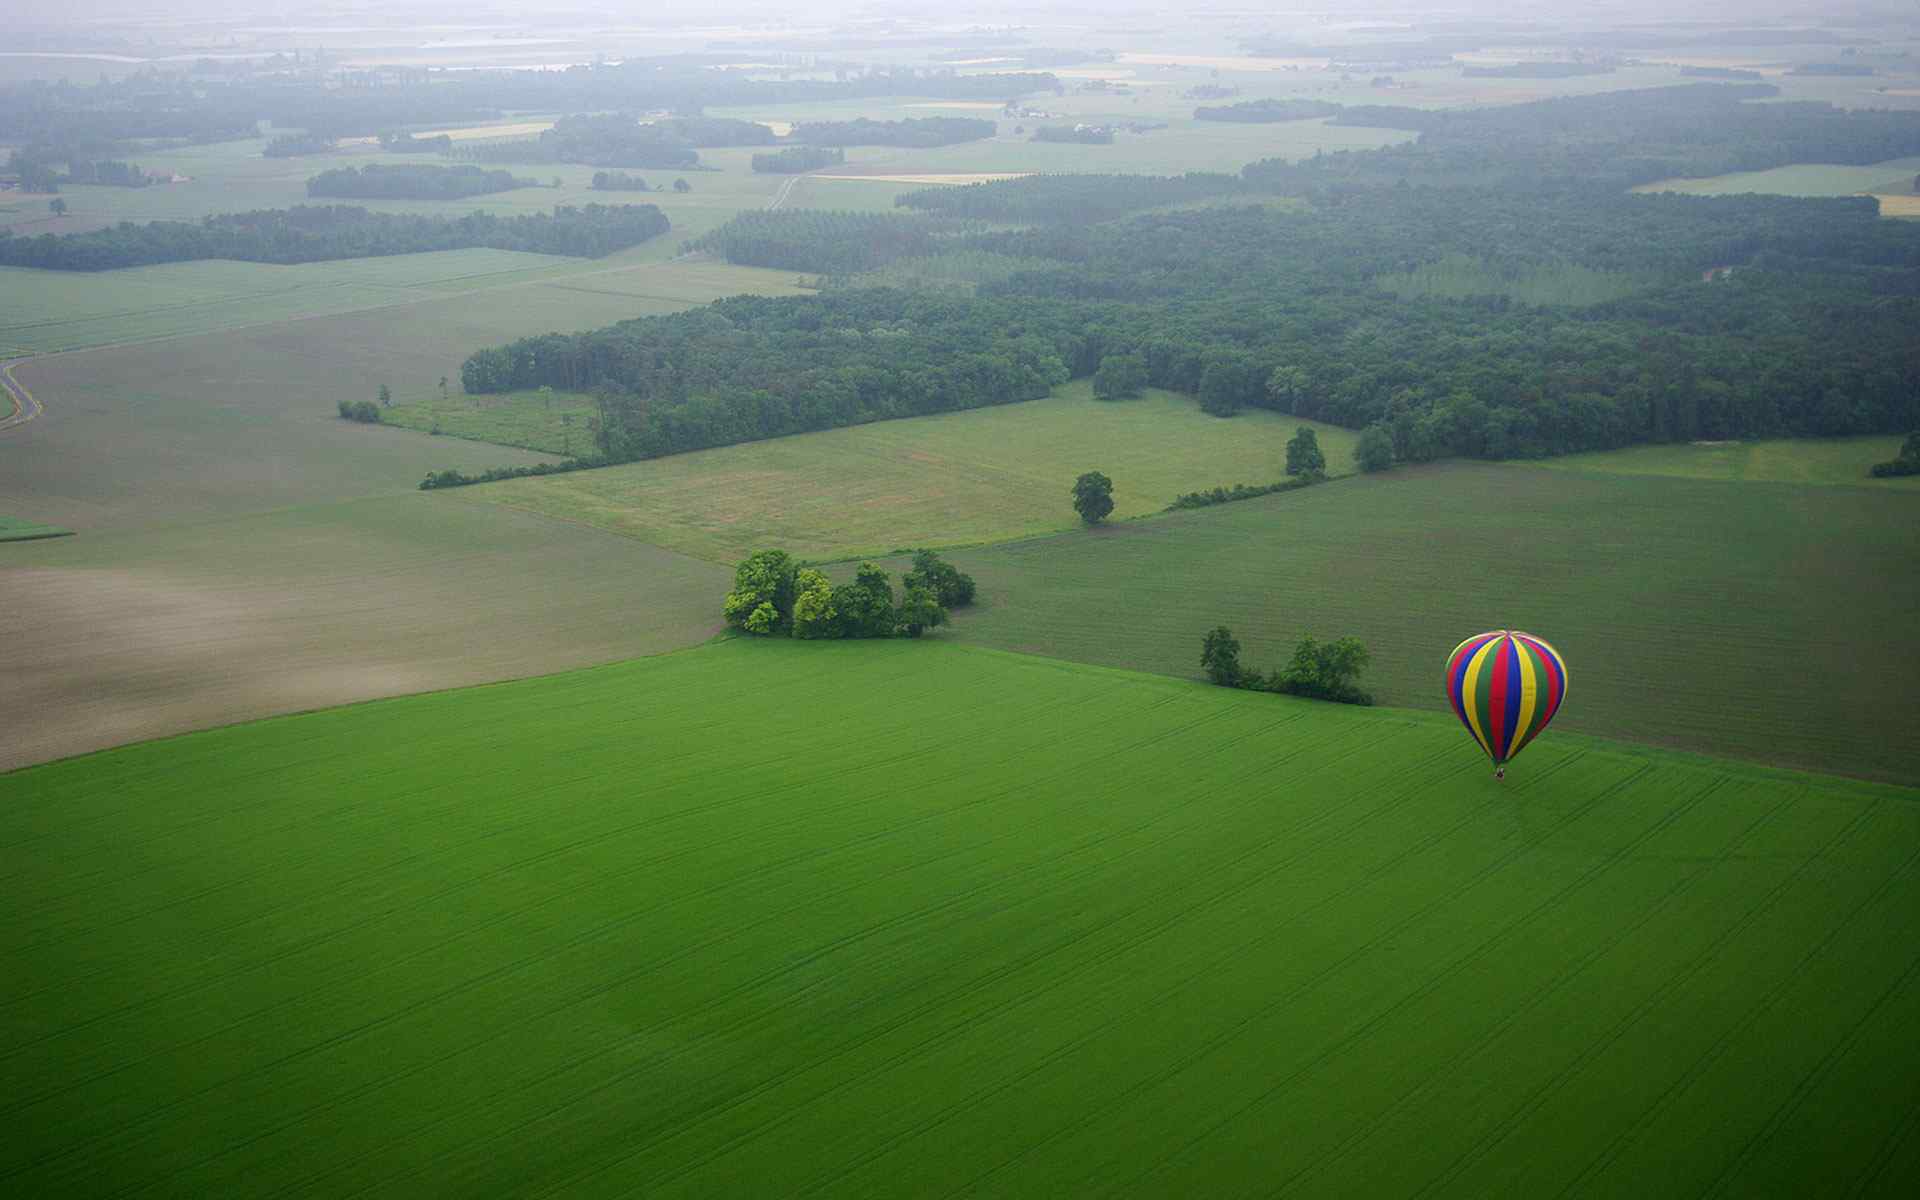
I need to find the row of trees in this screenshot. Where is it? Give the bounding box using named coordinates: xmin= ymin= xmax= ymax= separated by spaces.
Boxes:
xmin=263 ymin=133 xmax=335 ymax=158
xmin=306 ymin=164 xmax=535 ymax=199
xmin=751 ymin=146 xmax=844 ymax=174
xmin=1193 ymin=98 xmax=1341 ymax=123
xmin=589 ymin=171 xmax=652 ymax=191
xmin=896 ymin=172 xmax=1247 ymax=225
xmin=722 ymin=549 xmax=974 ymax=641
xmin=0 ymin=203 xmax=670 ymax=270
xmin=787 ymin=117 xmax=995 ymax=148
xmin=1201 ymin=627 xmax=1375 ymax=705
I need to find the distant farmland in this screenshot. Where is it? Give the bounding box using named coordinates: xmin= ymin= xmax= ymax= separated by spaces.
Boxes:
xmin=475 ymin=382 xmax=1360 ymax=562
xmin=4 ymin=640 xmax=1916 ymax=1196
xmin=940 ymin=462 xmax=1920 ymax=783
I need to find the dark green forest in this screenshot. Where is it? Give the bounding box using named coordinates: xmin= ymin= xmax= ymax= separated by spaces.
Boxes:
xmin=687 ymin=211 xmax=951 ymax=275
xmin=454 ymin=85 xmax=1920 ymax=473
xmin=0 ymin=203 xmax=670 ymax=270
xmin=752 ymin=146 xmax=846 ymax=174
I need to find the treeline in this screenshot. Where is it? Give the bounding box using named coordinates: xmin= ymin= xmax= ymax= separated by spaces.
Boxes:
xmin=1201 ymin=627 xmax=1374 ymax=705
xmin=1032 ymin=126 xmax=1112 ymax=145
xmin=263 ymin=133 xmax=335 ymax=158
xmin=790 ymin=117 xmax=995 ymax=148
xmin=687 ymin=210 xmax=947 ymax=274
xmin=64 ymin=160 xmax=151 ymax=187
xmin=1193 ymin=98 xmax=1342 ymax=123
xmin=380 ymin=131 xmax=454 ymax=153
xmin=590 ymin=171 xmax=652 ymax=191
xmin=458 ymin=289 xmax=1073 ymax=462
xmin=0 ymin=65 xmax=1056 ymax=149
xmin=0 ymin=203 xmax=670 ymax=270
xmin=896 ymin=172 xmax=1247 ymax=224
xmin=1461 ymin=62 xmax=1613 ymax=78
xmin=752 ymin=146 xmax=844 ymax=173
xmin=306 ymin=163 xmax=535 ymax=200
xmin=1264 ymin=84 xmax=1920 ymax=192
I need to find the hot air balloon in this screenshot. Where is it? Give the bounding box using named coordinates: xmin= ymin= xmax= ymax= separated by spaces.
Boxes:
xmin=1443 ymin=630 xmax=1568 ymax=779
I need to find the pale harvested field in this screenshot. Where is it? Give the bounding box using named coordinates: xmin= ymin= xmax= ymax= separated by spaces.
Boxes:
xmin=1875 ymin=193 xmax=1920 ymax=216
xmin=0 ymin=496 xmax=725 ymax=772
xmin=1884 ymin=88 xmax=1920 ymax=98
xmin=815 ymin=172 xmax=1033 ymax=184
xmin=903 ymin=101 xmax=1007 ymax=109
xmin=338 ymin=121 xmax=556 ymax=147
xmin=1117 ymin=52 xmax=1329 ymax=71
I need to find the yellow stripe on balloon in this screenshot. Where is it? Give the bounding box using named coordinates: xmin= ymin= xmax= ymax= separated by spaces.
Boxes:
xmin=1460 ymin=636 xmax=1501 ymax=759
xmin=1510 ymin=640 xmax=1540 ymax=759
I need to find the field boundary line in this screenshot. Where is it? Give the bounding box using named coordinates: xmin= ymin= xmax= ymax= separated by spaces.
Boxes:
xmin=0 ymin=358 xmax=43 ymax=432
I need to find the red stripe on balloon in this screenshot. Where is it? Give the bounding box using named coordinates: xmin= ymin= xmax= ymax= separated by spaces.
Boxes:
xmin=1485 ymin=637 xmax=1512 ymax=761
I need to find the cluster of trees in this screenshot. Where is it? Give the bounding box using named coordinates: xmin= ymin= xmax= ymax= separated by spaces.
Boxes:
xmin=337 ymin=399 xmax=382 ymax=423
xmin=4 ymin=150 xmax=62 ymax=193
xmin=380 ymin=131 xmax=454 ymax=153
xmin=1201 ymin=627 xmax=1374 ymax=705
xmin=1682 ymin=66 xmax=1765 ymax=81
xmin=1193 ymin=98 xmax=1342 ymax=123
xmin=263 ymin=133 xmax=335 ymax=158
xmin=0 ymin=203 xmax=670 ymax=270
xmin=1032 ymin=126 xmax=1112 ymax=145
xmin=589 ymin=171 xmax=652 ymax=191
xmin=63 ymin=159 xmax=150 ymax=187
xmin=751 ymin=146 xmax=844 ymax=173
xmin=459 ymin=290 xmax=1075 ymax=462
xmin=1871 ymin=432 xmax=1920 ymax=477
xmin=789 ymin=117 xmax=995 ymax=148
xmin=306 ymin=164 xmax=535 ymax=199
xmin=722 ymin=549 xmax=972 ymax=641
xmin=687 ymin=210 xmax=946 ymax=274
xmin=896 ymin=172 xmax=1246 ymax=225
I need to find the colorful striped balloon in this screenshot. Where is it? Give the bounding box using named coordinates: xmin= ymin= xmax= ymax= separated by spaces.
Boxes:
xmin=1443 ymin=630 xmax=1569 ymax=776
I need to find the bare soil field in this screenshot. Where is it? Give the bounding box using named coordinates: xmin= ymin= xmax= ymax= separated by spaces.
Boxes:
xmin=0 ymin=495 xmax=725 ymax=772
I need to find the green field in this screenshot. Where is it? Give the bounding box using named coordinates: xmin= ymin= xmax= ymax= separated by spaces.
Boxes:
xmin=475 ymin=383 xmax=1359 ymax=562
xmin=0 ymin=515 xmax=72 ymax=542
xmin=1633 ymin=155 xmax=1920 ymax=198
xmin=1537 ymin=436 xmax=1920 ymax=487
xmin=935 ymin=463 xmax=1920 ymax=784
xmin=5 ymin=638 xmax=1917 ymax=1196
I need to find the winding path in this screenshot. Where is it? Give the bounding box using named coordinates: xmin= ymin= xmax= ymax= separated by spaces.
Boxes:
xmin=0 ymin=357 xmax=42 ymax=433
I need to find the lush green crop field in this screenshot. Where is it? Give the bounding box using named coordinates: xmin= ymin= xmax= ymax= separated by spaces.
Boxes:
xmin=1633 ymin=155 xmax=1920 ymax=198
xmin=4 ymin=638 xmax=1916 ymax=1197
xmin=475 ymin=382 xmax=1359 ymax=562
xmin=0 ymin=515 xmax=71 ymax=542
xmin=938 ymin=463 xmax=1920 ymax=783
xmin=1537 ymin=437 xmax=1920 ymax=488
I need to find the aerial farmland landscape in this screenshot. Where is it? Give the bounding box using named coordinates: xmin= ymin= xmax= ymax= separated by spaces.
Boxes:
xmin=3 ymin=1 xmax=1919 ymax=1195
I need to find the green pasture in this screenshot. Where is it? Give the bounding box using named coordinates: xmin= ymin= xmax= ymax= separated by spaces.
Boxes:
xmin=4 ymin=638 xmax=1916 ymax=1196
xmin=1633 ymin=155 xmax=1920 ymax=198
xmin=474 ymin=381 xmax=1360 ymax=562
xmin=1537 ymin=436 xmax=1920 ymax=488
xmin=0 ymin=515 xmax=71 ymax=542
xmin=937 ymin=462 xmax=1920 ymax=784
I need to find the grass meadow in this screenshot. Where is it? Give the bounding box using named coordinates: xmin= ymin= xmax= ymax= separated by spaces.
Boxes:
xmin=474 ymin=382 xmax=1360 ymax=562
xmin=4 ymin=638 xmax=1916 ymax=1197
xmin=1633 ymin=155 xmax=1920 ymax=198
xmin=1536 ymin=436 xmax=1920 ymax=488
xmin=937 ymin=463 xmax=1920 ymax=784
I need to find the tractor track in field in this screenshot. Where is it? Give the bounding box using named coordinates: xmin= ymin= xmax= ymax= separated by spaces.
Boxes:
xmin=0 ymin=357 xmax=43 ymax=433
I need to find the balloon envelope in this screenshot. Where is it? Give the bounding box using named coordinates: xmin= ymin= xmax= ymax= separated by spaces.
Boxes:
xmin=1444 ymin=630 xmax=1568 ymax=766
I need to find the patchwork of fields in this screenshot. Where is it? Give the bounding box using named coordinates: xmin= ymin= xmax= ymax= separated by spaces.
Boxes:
xmin=475 ymin=383 xmax=1359 ymax=562
xmin=4 ymin=640 xmax=1916 ymax=1197
xmin=937 ymin=463 xmax=1920 ymax=784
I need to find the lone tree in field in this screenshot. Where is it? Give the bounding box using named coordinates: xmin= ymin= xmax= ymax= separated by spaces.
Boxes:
xmin=49 ymin=198 xmax=66 ymax=215
xmin=1355 ymin=423 xmax=1395 ymax=473
xmin=1092 ymin=352 xmax=1146 ymax=401
xmin=378 ymin=384 xmax=392 ymax=408
xmin=673 ymin=178 xmax=691 ymax=193
xmin=1072 ymin=470 xmax=1115 ymax=524
xmin=1286 ymin=426 xmax=1326 ymax=480
xmin=1200 ymin=626 xmax=1244 ymax=686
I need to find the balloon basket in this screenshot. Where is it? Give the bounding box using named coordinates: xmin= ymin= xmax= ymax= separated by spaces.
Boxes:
xmin=1494 ymin=768 xmax=1505 ymax=781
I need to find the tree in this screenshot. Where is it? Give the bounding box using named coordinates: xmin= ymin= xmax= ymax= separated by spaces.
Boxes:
xmin=1200 ymin=626 xmax=1244 ymax=686
xmin=903 ymin=549 xmax=975 ymax=608
xmin=1870 ymin=430 xmax=1920 ymax=477
xmin=1285 ymin=426 xmax=1326 ymax=479
xmin=378 ymin=384 xmax=392 ymax=408
xmin=1354 ymin=423 xmax=1395 ymax=472
xmin=790 ymin=567 xmax=839 ymax=638
xmin=1198 ymin=348 xmax=1261 ymax=417
xmin=834 ymin=562 xmax=896 ymax=638
xmin=1072 ymin=470 xmax=1115 ymax=524
xmin=673 ymin=178 xmax=691 ymax=193
xmin=1092 ymin=352 xmax=1146 ymax=401
xmin=722 ymin=549 xmax=798 ymax=634
xmin=1275 ymin=635 xmax=1373 ymax=704
xmin=895 ymin=585 xmax=947 ymax=638
xmin=48 ymin=198 xmax=66 ymax=215
xmin=439 ymin=375 xmax=449 ymax=400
